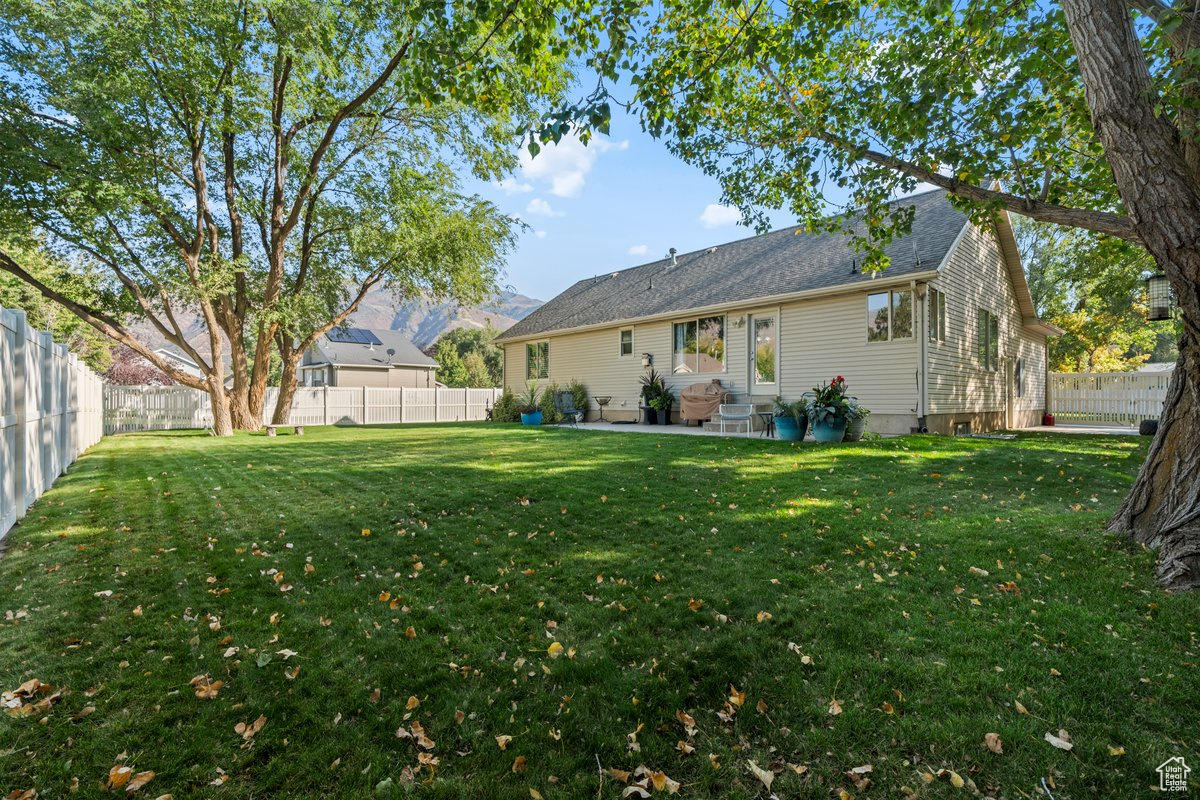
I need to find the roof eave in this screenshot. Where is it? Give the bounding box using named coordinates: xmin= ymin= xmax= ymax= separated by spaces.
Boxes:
xmin=494 ymin=268 xmax=942 ymax=344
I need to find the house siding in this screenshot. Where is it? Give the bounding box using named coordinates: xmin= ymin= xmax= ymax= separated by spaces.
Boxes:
xmin=504 ymin=293 xmax=921 ymax=431
xmin=925 ymin=224 xmax=1047 ymax=431
xmin=330 ymin=366 xmax=436 ymax=389
xmin=502 ymin=221 xmax=1048 ymax=434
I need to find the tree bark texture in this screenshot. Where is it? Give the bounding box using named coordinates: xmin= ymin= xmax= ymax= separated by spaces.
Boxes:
xmin=272 ymin=355 xmax=299 ymax=426
xmin=1064 ymin=0 xmax=1200 ymax=589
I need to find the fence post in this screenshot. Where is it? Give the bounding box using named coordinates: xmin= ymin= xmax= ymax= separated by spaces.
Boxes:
xmin=362 ymin=386 xmax=368 ymax=425
xmin=323 ymin=386 xmax=331 ymax=426
xmin=400 ymin=386 xmax=407 ymax=423
xmin=8 ymin=311 xmax=28 ymax=522
xmin=464 ymin=389 xmax=469 ymax=422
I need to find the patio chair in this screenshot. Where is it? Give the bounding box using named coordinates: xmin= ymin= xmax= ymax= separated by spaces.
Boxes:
xmin=716 ymin=395 xmax=755 ymax=437
xmin=555 ymin=391 xmax=585 ymax=426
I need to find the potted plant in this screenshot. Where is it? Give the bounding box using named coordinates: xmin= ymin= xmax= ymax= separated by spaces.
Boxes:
xmin=518 ymin=382 xmax=543 ymax=426
xmin=650 ymin=385 xmax=676 ymax=425
xmin=638 ymin=368 xmax=665 ymax=424
xmin=772 ymin=396 xmax=808 ymax=441
xmin=845 ymin=400 xmax=871 ymax=442
xmin=805 ymin=376 xmax=851 ymax=442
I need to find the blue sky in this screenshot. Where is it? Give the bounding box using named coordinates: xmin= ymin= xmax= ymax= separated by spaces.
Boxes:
xmin=470 ymin=104 xmax=802 ymax=301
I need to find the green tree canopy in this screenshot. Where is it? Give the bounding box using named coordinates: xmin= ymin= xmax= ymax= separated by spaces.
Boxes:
xmin=1019 ymin=220 xmax=1176 ymax=372
xmin=429 ymin=323 xmax=503 ymax=387
xmin=0 ymin=0 xmax=585 ymax=433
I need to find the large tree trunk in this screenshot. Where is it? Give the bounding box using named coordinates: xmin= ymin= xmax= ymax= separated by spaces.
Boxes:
xmin=1111 ymin=337 xmax=1200 ymax=589
xmin=271 ymin=351 xmax=300 ymax=425
xmin=208 ymin=377 xmax=234 ymax=437
xmin=1064 ymin=0 xmax=1200 ymax=589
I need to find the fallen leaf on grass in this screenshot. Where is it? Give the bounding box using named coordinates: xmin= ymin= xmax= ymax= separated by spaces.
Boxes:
xmin=675 ymin=710 xmax=697 ymax=737
xmin=687 ymin=598 xmax=703 ymax=612
xmin=828 ymin=697 xmax=843 ymax=716
xmin=1014 ymin=700 xmax=1029 ymax=715
xmin=746 ymin=760 xmax=774 ymax=790
xmin=496 ymin=735 xmax=512 ymax=750
xmin=547 ymin=642 xmax=564 ymax=659
xmin=189 ymin=675 xmax=224 ymax=700
xmin=1108 ymin=745 xmax=1126 ymax=756
xmin=529 ymin=790 xmax=544 ymax=800
xmin=235 ymin=715 xmax=267 ymax=743
xmin=107 ymin=765 xmax=133 ymax=790
xmin=984 ymin=732 xmax=1003 ymax=754
xmin=1044 ymin=730 xmax=1073 ymax=751
xmin=125 ymin=771 xmax=155 ymax=793
xmin=512 ymin=756 xmax=527 ymax=773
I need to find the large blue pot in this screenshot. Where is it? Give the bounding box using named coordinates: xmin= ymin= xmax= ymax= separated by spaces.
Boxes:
xmin=520 ymin=410 xmax=543 ymax=426
xmin=811 ymin=417 xmax=847 ymax=443
xmin=775 ymin=414 xmax=806 ymax=441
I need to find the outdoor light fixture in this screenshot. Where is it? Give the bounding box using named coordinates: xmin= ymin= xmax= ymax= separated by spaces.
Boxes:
xmin=641 ymin=353 xmax=652 ymax=368
xmin=1147 ymin=272 xmax=1173 ymax=321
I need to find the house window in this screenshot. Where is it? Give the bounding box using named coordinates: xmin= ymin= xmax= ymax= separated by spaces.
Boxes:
xmin=619 ymin=329 xmax=633 ymax=357
xmin=867 ymin=290 xmax=913 ymax=342
xmin=526 ymin=341 xmax=549 ymax=380
xmin=928 ymin=287 xmax=946 ymax=342
xmin=672 ymin=315 xmax=725 ymax=374
xmin=977 ymin=309 xmax=1000 ymax=371
xmin=753 ymin=315 xmax=776 ymax=384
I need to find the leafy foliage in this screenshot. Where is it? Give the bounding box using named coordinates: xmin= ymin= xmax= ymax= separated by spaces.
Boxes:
xmin=0 ymin=0 xmax=581 ymax=428
xmin=567 ymin=379 xmax=589 ymax=417
xmin=430 ymin=324 xmax=504 ymax=388
xmin=1018 ymin=219 xmax=1176 ymax=372
xmin=0 ymin=240 xmax=120 ymax=371
xmin=490 ymin=388 xmax=520 ymax=423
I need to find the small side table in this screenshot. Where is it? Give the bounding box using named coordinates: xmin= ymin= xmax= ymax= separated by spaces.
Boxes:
xmin=756 ymin=411 xmax=775 ymax=438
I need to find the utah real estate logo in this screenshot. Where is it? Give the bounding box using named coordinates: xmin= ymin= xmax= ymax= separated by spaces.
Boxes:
xmin=1158 ymin=756 xmax=1190 ymax=792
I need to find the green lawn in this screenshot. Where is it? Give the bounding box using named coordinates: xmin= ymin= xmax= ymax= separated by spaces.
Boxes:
xmin=1 ymin=425 xmax=1195 ymax=798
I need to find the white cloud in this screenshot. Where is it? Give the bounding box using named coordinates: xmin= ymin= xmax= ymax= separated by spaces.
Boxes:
xmin=534 ymin=230 xmax=548 ymax=239
xmin=699 ymin=204 xmax=742 ymax=229
xmin=627 ymin=244 xmax=649 ymax=256
xmin=519 ymin=134 xmax=630 ymax=198
xmin=495 ymin=177 xmax=533 ymax=194
xmin=525 ymin=198 xmax=564 ymax=218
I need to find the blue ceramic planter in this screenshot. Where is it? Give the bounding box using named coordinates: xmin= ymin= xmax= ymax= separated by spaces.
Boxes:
xmin=774 ymin=414 xmax=806 ymax=441
xmin=811 ymin=417 xmax=847 ymax=443
xmin=520 ymin=410 xmax=543 ymax=426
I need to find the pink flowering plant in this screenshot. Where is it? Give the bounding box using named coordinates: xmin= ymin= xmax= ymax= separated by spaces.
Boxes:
xmin=806 ymin=375 xmax=851 ymax=425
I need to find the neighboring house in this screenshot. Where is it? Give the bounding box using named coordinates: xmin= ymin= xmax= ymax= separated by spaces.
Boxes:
xmin=298 ymin=328 xmax=438 ymax=389
xmin=495 ymin=189 xmax=1061 ymax=434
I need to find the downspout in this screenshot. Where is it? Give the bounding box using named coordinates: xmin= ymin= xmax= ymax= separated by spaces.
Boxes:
xmin=914 ymin=279 xmax=929 ymax=432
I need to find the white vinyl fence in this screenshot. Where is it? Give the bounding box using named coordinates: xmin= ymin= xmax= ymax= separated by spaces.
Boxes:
xmin=1 ymin=307 xmax=104 ymax=541
xmin=1048 ymin=369 xmax=1173 ymax=425
xmin=103 ymin=385 xmax=503 ymax=434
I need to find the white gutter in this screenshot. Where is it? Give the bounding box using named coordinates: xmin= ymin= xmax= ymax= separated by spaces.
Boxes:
xmin=496 ymin=268 xmax=942 ymax=345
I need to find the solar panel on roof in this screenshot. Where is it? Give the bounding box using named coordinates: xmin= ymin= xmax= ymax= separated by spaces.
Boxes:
xmin=327 ymin=328 xmax=383 ymax=346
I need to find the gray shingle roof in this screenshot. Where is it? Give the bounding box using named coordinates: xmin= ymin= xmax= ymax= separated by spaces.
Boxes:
xmin=495 ymin=189 xmax=968 ymax=342
xmin=315 ymin=328 xmax=437 ymax=368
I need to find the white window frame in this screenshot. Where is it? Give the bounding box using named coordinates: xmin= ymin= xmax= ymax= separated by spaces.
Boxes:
xmin=619 ymin=328 xmax=634 ymax=357
xmin=928 ymin=287 xmax=947 ymax=343
xmin=526 ymin=340 xmax=549 ymax=380
xmin=671 ymin=315 xmax=727 ymax=374
xmin=866 ymin=290 xmax=914 ymax=343
xmin=977 ymin=309 xmax=1000 ymax=371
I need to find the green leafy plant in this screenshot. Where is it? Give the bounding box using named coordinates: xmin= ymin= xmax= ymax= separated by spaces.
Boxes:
xmin=490 ymin=389 xmax=519 ymax=423
xmin=517 ymin=382 xmax=542 ymax=415
xmin=539 ymin=381 xmax=561 ymax=423
xmin=846 ymin=399 xmax=871 ymax=422
xmin=568 ymin=379 xmax=589 ymax=415
xmin=806 ymin=376 xmax=851 ymax=425
xmin=648 ymin=386 xmax=676 ymax=411
xmin=772 ymin=395 xmax=807 ymax=423
xmin=638 ymin=368 xmax=666 ymax=401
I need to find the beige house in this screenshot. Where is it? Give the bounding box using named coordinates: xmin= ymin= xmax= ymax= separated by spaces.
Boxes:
xmin=495 ymin=190 xmax=1060 ymax=435
xmin=298 ymin=328 xmax=438 ymax=389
